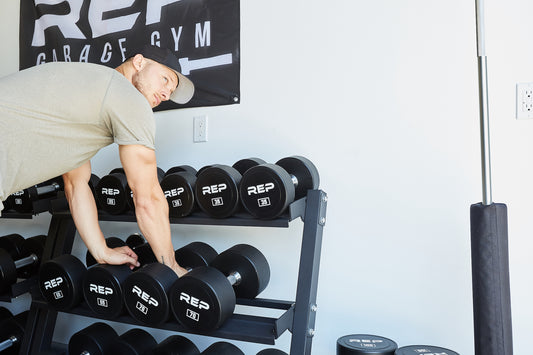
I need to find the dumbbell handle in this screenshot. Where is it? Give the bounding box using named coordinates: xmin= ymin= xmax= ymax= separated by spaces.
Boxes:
xmin=227 ymin=271 xmax=242 ymax=287
xmin=14 ymin=253 xmax=39 ymax=269
xmin=0 ymin=335 xmax=18 ymax=352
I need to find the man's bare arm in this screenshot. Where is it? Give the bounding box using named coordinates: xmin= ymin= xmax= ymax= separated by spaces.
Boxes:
xmin=63 ymin=161 xmax=139 ymax=268
xmin=119 ymin=144 xmax=187 ymax=277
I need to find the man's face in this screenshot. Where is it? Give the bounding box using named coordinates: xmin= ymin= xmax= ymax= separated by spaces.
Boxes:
xmin=132 ymin=59 xmax=178 ymax=108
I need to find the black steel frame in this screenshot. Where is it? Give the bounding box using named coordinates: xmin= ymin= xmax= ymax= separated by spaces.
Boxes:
xmin=13 ymin=189 xmax=327 ymax=355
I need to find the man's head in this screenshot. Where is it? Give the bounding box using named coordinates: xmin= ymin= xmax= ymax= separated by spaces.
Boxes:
xmin=119 ymin=45 xmax=194 ymax=108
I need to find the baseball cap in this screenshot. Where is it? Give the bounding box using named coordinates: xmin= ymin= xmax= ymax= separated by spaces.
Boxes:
xmin=130 ymin=45 xmax=195 ymax=104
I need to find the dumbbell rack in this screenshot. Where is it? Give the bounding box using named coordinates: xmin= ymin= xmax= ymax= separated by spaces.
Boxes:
xmin=18 ymin=189 xmax=327 ymax=355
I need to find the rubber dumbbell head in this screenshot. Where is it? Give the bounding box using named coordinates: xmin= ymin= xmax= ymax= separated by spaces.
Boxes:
xmin=0 ymin=235 xmax=45 ymax=293
xmin=0 ymin=311 xmax=28 ymax=354
xmin=257 ymin=349 xmax=288 ymax=355
xmin=68 ymin=322 xmax=119 ymax=355
xmin=239 ymin=156 xmax=319 ymax=219
xmin=195 ymin=165 xmax=242 ymax=218
xmin=161 ymin=169 xmax=198 ymax=218
xmin=153 ymin=335 xmax=200 ymax=355
xmin=201 ymin=342 xmax=244 ymax=355
xmin=170 ymin=244 xmax=270 ymax=331
xmin=109 ymin=328 xmax=158 ymax=355
xmin=166 ymin=165 xmax=198 ymax=176
xmin=38 ymin=254 xmax=87 ymax=310
xmin=336 ymin=334 xmax=398 ymax=355
xmin=96 ymin=168 xmax=129 ymax=214
xmin=232 ymin=158 xmax=267 ymax=175
xmin=395 ymin=345 xmax=459 ymax=355
xmin=0 ymin=234 xmax=25 ymax=261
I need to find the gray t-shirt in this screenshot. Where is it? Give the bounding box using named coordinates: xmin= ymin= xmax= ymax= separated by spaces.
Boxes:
xmin=0 ymin=62 xmax=155 ymax=203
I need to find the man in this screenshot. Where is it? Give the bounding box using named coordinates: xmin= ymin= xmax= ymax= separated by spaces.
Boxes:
xmin=0 ymin=45 xmax=193 ymax=276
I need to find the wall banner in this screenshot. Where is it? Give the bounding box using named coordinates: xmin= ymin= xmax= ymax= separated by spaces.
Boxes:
xmin=19 ymin=0 xmax=240 ymax=111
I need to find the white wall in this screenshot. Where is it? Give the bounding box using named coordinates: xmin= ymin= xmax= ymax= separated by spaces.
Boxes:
xmin=1 ymin=1 xmax=533 ymax=354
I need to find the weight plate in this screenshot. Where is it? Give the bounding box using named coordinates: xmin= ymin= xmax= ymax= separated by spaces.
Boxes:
xmin=336 ymin=334 xmax=398 ymax=355
xmin=210 ymin=244 xmax=270 ymax=299
xmin=169 ymin=266 xmax=235 ymax=331
xmin=96 ymin=173 xmax=128 ymax=214
xmin=395 ymin=345 xmax=459 ymax=355
xmin=174 ymin=242 xmax=218 ymax=269
xmin=195 ymin=165 xmax=241 ymax=218
xmin=239 ymin=164 xmax=294 ymax=219
xmin=68 ymin=322 xmax=118 ymax=355
xmin=38 ymin=254 xmax=86 ymax=311
xmin=160 ymin=172 xmax=197 ymax=218
xmin=122 ymin=263 xmax=176 ymax=326
xmin=276 ymin=156 xmax=320 ymax=199
xmin=232 ymin=157 xmax=267 ymax=175
xmin=83 ymin=264 xmax=130 ymax=318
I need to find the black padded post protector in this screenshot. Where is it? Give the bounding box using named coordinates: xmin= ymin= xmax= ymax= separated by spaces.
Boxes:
xmin=470 ymin=202 xmax=513 ymax=355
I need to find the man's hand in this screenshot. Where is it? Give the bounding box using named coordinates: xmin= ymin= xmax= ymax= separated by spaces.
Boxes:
xmin=93 ymin=245 xmax=140 ymax=270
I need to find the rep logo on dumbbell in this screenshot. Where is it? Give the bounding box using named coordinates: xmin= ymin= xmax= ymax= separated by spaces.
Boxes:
xmin=169 ymin=244 xmax=270 ymax=331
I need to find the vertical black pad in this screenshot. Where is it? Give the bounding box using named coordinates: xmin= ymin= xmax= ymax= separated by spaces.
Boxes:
xmin=470 ymin=202 xmax=513 ymax=355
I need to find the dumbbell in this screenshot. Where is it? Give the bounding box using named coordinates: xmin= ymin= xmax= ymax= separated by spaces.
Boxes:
xmin=10 ymin=177 xmax=63 ymax=213
xmin=239 ymin=156 xmax=320 ymax=219
xmin=337 ymin=334 xmax=398 ymax=355
xmin=0 ymin=311 xmax=29 ymax=355
xmin=201 ymin=342 xmax=244 ymax=355
xmin=160 ymin=165 xmax=199 ymax=218
xmin=68 ymin=322 xmax=158 ymax=355
xmin=122 ymin=241 xmax=218 ymax=326
xmin=195 ymin=158 xmax=266 ymax=218
xmin=39 ymin=236 xmax=135 ymax=311
xmin=153 ymin=335 xmax=200 ymax=355
xmin=82 ymin=234 xmax=159 ymax=318
xmin=125 ymin=167 xmax=166 ymax=210
xmin=95 ymin=168 xmax=129 ymax=214
xmin=395 ymin=345 xmax=459 ymax=355
xmin=0 ymin=235 xmax=45 ymax=293
xmin=257 ymin=349 xmax=288 ymax=355
xmin=170 ymin=244 xmax=270 ymax=331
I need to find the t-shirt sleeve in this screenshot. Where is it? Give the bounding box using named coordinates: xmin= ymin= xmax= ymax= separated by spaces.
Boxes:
xmin=102 ymin=72 xmax=156 ymax=150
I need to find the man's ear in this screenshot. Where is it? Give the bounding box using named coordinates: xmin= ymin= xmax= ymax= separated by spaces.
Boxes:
xmin=131 ymin=54 xmax=145 ymax=71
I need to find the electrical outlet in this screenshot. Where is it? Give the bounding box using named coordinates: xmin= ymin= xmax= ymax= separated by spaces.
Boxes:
xmin=516 ymin=82 xmax=533 ymax=119
xmin=193 ymin=115 xmax=208 ymax=142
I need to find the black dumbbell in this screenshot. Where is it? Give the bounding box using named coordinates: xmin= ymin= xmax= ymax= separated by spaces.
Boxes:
xmin=239 ymin=156 xmax=319 ymax=219
xmin=68 ymin=323 xmax=158 ymax=355
xmin=0 ymin=311 xmax=29 ymax=355
xmin=125 ymin=167 xmax=165 ymax=210
xmin=160 ymin=165 xmax=199 ymax=218
xmin=170 ymin=244 xmax=270 ymax=331
xmin=39 ymin=236 xmax=131 ymax=311
xmin=10 ymin=177 xmax=63 ymax=213
xmin=0 ymin=234 xmax=25 ymax=261
xmin=201 ymin=342 xmax=244 ymax=355
xmin=195 ymin=158 xmax=266 ymax=218
xmin=122 ymin=241 xmax=218 ymax=326
xmin=395 ymin=345 xmax=459 ymax=355
xmin=0 ymin=235 xmax=45 ymax=293
xmin=153 ymin=334 xmax=200 ymax=355
xmin=337 ymin=334 xmax=398 ymax=355
xmin=257 ymin=350 xmax=288 ymax=355
xmin=88 ymin=173 xmax=101 ymax=208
